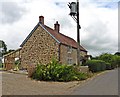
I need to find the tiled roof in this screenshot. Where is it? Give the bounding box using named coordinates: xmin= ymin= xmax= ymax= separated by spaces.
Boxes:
xmin=20 ymin=23 xmax=87 ymax=52
xmin=44 ymin=25 xmax=87 ymax=52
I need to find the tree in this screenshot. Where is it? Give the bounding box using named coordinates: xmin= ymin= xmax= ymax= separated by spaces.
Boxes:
xmin=98 ymin=53 xmax=113 ymax=63
xmin=0 ymin=40 xmax=7 ymax=55
xmin=97 ymin=53 xmax=120 ymax=68
xmin=114 ymin=52 xmax=120 ymax=56
xmin=112 ymin=55 xmax=120 ymax=67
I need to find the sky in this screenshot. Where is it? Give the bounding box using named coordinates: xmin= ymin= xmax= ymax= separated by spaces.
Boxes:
xmin=0 ymin=0 xmax=119 ymax=57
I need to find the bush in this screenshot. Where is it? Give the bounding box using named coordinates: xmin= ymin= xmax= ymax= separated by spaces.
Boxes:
xmin=85 ymin=60 xmax=106 ymax=72
xmin=100 ymin=62 xmax=106 ymax=71
xmin=32 ymin=59 xmax=88 ymax=82
xmin=111 ymin=55 xmax=120 ymax=68
xmin=98 ymin=53 xmax=120 ymax=69
xmin=98 ymin=53 xmax=113 ymax=63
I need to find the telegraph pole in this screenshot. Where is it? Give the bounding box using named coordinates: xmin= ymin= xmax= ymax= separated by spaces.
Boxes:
xmin=77 ymin=0 xmax=81 ymax=65
xmin=68 ymin=0 xmax=81 ymax=65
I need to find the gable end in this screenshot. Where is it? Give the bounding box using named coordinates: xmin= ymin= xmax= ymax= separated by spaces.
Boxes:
xmin=38 ymin=23 xmax=60 ymax=44
xmin=20 ymin=23 xmax=60 ymax=47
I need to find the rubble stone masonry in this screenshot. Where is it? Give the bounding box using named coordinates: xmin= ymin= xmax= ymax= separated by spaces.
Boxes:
xmin=21 ymin=26 xmax=59 ymax=69
xmin=60 ymin=44 xmax=77 ymax=65
xmin=60 ymin=44 xmax=87 ymax=65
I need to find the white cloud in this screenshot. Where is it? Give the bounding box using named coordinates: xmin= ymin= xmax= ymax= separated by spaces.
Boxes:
xmin=0 ymin=0 xmax=118 ymax=56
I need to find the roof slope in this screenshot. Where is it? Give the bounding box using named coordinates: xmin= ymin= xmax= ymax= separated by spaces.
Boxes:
xmin=44 ymin=25 xmax=87 ymax=51
xmin=20 ymin=23 xmax=87 ymax=52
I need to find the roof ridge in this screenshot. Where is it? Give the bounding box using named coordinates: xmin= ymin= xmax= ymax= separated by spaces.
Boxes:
xmin=44 ymin=25 xmax=54 ymax=31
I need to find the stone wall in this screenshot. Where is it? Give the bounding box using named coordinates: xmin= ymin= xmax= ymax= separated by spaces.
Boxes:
xmin=60 ymin=44 xmax=87 ymax=65
xmin=4 ymin=48 xmax=21 ymax=70
xmin=21 ymin=26 xmax=59 ymax=69
xmin=60 ymin=44 xmax=77 ymax=65
xmin=4 ymin=56 xmax=15 ymax=70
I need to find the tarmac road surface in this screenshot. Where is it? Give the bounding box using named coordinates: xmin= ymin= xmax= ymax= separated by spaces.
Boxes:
xmin=71 ymin=69 xmax=119 ymax=95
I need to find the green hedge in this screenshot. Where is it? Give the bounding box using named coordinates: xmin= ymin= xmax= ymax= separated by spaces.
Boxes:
xmin=85 ymin=60 xmax=106 ymax=72
xmin=98 ymin=53 xmax=120 ymax=69
xmin=32 ymin=59 xmax=88 ymax=82
xmin=105 ymin=63 xmax=112 ymax=70
xmin=85 ymin=53 xmax=120 ymax=71
xmin=111 ymin=55 xmax=120 ymax=68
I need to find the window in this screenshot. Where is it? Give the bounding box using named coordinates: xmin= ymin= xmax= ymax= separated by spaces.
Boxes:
xmin=67 ymin=58 xmax=73 ymax=65
xmin=67 ymin=46 xmax=72 ymax=53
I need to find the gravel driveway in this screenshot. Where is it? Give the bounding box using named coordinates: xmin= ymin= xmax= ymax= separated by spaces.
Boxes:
xmin=2 ymin=71 xmax=80 ymax=95
xmin=1 ymin=69 xmax=119 ymax=95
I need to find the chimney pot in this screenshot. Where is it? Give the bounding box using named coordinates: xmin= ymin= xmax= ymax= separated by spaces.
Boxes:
xmin=39 ymin=16 xmax=44 ymax=25
xmin=54 ymin=21 xmax=60 ymax=33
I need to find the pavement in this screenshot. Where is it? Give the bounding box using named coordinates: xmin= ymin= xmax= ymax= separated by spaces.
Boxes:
xmin=70 ymin=69 xmax=119 ymax=95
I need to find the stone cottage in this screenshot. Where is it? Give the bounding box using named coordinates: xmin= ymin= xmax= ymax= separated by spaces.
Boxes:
xmin=4 ymin=16 xmax=88 ymax=70
xmin=19 ymin=16 xmax=87 ymax=69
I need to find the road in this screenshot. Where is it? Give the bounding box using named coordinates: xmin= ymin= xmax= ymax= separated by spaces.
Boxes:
xmin=71 ymin=69 xmax=118 ymax=95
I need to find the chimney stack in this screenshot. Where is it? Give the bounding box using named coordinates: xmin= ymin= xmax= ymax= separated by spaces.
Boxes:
xmin=54 ymin=21 xmax=60 ymax=33
xmin=39 ymin=16 xmax=44 ymax=25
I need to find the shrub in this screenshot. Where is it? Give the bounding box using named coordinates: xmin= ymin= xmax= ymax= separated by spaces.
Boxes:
xmin=100 ymin=61 xmax=106 ymax=71
xmin=32 ymin=59 xmax=88 ymax=82
xmin=111 ymin=55 xmax=120 ymax=68
xmin=98 ymin=53 xmax=113 ymax=63
xmin=85 ymin=60 xmax=106 ymax=72
xmin=98 ymin=53 xmax=120 ymax=69
xmin=32 ymin=64 xmax=46 ymax=80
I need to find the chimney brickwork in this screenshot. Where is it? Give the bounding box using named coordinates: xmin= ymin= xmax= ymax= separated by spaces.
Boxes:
xmin=39 ymin=16 xmax=44 ymax=25
xmin=54 ymin=21 xmax=60 ymax=33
